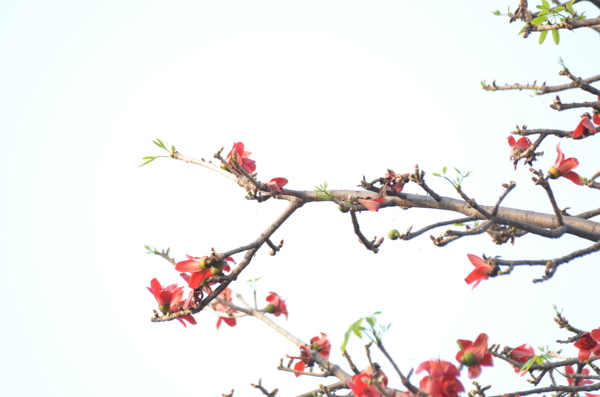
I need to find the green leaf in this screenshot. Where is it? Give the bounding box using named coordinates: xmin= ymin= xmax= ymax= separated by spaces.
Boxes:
xmin=366 ymin=316 xmax=376 ymax=327
xmin=139 ymin=157 xmax=156 ymax=167
xmin=541 ymin=0 xmax=550 ymax=9
xmin=531 ymin=16 xmax=547 ymax=25
xmin=442 ymin=166 xmax=448 ymax=174
xmin=432 ymin=173 xmax=441 ymax=177
xmin=538 ymin=9 xmax=549 ymax=16
xmin=553 ymin=6 xmax=564 ymax=12
xmin=552 ymin=29 xmax=560 ymax=45
xmin=453 ymin=223 xmax=465 ymax=226
xmin=171 ymin=145 xmax=176 ymax=153
xmin=153 ymin=138 xmax=166 ymax=149
xmin=492 ymin=10 xmax=501 ymax=16
xmin=539 ymin=30 xmax=548 ymax=44
xmin=566 ymin=2 xmax=574 ymax=14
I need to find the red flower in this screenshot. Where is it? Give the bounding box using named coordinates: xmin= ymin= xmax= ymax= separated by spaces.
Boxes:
xmin=265 ymin=292 xmax=288 ymax=319
xmin=147 ymin=278 xmax=184 ymax=314
xmin=215 ymin=288 xmax=237 ymax=329
xmin=287 ymin=333 xmax=332 ymax=377
xmin=223 ymin=141 xmax=256 ymax=173
xmin=593 ymin=111 xmax=600 ymax=125
xmin=175 ymin=254 xmax=235 ymax=289
xmin=547 ymin=143 xmax=582 ymax=185
xmin=508 ymin=136 xmax=532 ymax=169
xmin=510 ymin=344 xmax=534 ymax=373
xmin=264 ymin=177 xmax=288 ymax=194
xmin=170 ymin=290 xmax=197 ymax=327
xmin=464 ymin=254 xmax=492 ymax=289
xmin=574 ymin=332 xmax=600 ymax=361
xmin=456 ymin=333 xmax=493 ymax=378
xmin=417 ymin=359 xmax=464 ymax=397
xmin=565 ymin=365 xmax=594 ymax=386
xmin=508 ymin=136 xmax=532 ymax=151
xmin=573 ymin=113 xmax=598 ymax=139
xmin=357 ymin=198 xmax=386 ymax=212
xmin=347 ymin=367 xmax=388 ymax=397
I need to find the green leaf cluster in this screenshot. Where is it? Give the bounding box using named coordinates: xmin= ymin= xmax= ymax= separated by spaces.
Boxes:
xmin=341 ymin=312 xmax=391 ymax=352
xmin=314 ymin=181 xmax=334 ymax=200
xmin=432 ymin=166 xmax=473 ymax=189
xmin=525 ymin=0 xmax=584 ymax=45
xmin=139 ymin=138 xmax=177 ymax=167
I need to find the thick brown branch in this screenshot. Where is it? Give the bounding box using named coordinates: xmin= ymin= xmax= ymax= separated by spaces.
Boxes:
xmin=529 ymin=17 xmax=600 ymax=32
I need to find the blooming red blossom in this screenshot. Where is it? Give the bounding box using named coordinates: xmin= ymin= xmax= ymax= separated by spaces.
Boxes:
xmin=508 ymin=136 xmax=532 ymax=169
xmin=147 ymin=278 xmax=184 ymax=314
xmin=464 ymin=254 xmax=492 ymax=289
xmin=357 ymin=198 xmax=386 ymax=212
xmin=510 ymin=344 xmax=534 ymax=363
xmin=347 ymin=367 xmax=388 ymax=397
xmin=456 ymin=333 xmax=493 ymax=378
xmin=265 ymin=291 xmax=288 ymax=319
xmin=264 ymin=177 xmax=288 ymax=194
xmin=171 ymin=290 xmax=197 ymax=327
xmin=223 ymin=141 xmax=256 ymax=173
xmin=574 ymin=332 xmax=600 ymax=361
xmin=565 ymin=365 xmax=594 ymax=386
xmin=286 ymin=333 xmax=331 ymax=376
xmin=573 ymin=113 xmax=598 ymax=139
xmin=510 ymin=344 xmax=535 ymax=373
xmin=175 ymin=254 xmax=235 ymax=289
xmin=547 ymin=143 xmax=583 ymax=185
xmin=417 ymin=359 xmax=464 ymax=397
xmin=215 ymin=288 xmax=237 ymax=329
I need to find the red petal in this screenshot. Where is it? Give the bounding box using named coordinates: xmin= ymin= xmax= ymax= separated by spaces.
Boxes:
xmin=591 ymin=329 xmax=600 ymax=342
xmin=558 ymin=157 xmax=580 ymax=174
xmin=517 ymin=137 xmax=531 ymax=150
xmin=467 ymin=254 xmax=489 ymax=269
xmin=582 ymin=117 xmax=596 ymax=133
xmin=593 ymin=113 xmax=600 ymax=125
xmin=507 ymin=136 xmax=516 ymax=147
xmin=468 ymin=365 xmax=482 ymax=379
xmin=465 ymin=267 xmax=490 ymax=286
xmin=562 ymin=171 xmax=583 ymax=186
xmin=469 ymin=334 xmax=489 ymax=360
xmin=293 ymin=361 xmax=306 ymax=377
xmin=554 ymin=143 xmax=565 ymax=167
xmin=573 ymin=122 xmax=585 ymax=138
xmin=149 ymin=278 xmax=162 ymax=294
xmin=175 ymin=259 xmax=201 ymax=273
xmin=357 ymin=199 xmax=381 ymax=212
xmin=579 ymin=348 xmax=592 ymax=362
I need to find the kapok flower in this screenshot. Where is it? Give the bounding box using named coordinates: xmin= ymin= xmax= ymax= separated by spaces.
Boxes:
xmin=456 ymin=333 xmax=493 ymax=379
xmin=508 ymin=136 xmax=532 ymax=170
xmin=286 ymin=333 xmax=331 ymax=377
xmin=175 ymin=254 xmax=235 ymax=289
xmin=347 ymin=367 xmax=388 ymax=397
xmin=171 ymin=290 xmax=197 ymax=327
xmin=565 ymin=365 xmax=594 ymax=386
xmin=574 ymin=332 xmax=600 ymax=361
xmin=417 ymin=359 xmax=464 ymax=397
xmin=147 ymin=278 xmax=184 ymax=314
xmin=265 ymin=291 xmax=288 ymax=319
xmin=464 ymin=254 xmax=492 ymax=289
xmin=547 ymin=143 xmax=583 ymax=185
xmin=384 ymin=169 xmax=410 ymax=193
xmin=264 ymin=177 xmax=288 ymax=194
xmin=215 ymin=288 xmax=237 ymax=329
xmin=572 ymin=113 xmax=598 ymax=139
xmin=357 ymin=198 xmax=386 ymax=212
xmin=222 ymin=141 xmax=257 ymax=173
xmin=509 ymin=344 xmax=535 ymax=373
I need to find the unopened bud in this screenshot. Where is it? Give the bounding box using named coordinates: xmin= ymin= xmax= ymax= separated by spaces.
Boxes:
xmin=388 ymin=229 xmax=400 ymax=240
xmin=461 ymin=352 xmax=478 ymax=366
xmin=502 ymin=183 xmax=508 ymax=188
xmin=376 ymin=237 xmax=384 ymax=246
xmin=269 ymin=250 xmax=275 ymax=256
xmin=532 ymin=177 xmax=538 ymax=183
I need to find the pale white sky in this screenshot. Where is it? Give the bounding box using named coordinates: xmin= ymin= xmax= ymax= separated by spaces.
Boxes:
xmin=2 ymin=1 xmax=600 ymax=396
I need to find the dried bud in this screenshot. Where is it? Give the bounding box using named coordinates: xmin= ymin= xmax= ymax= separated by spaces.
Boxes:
xmin=532 ymin=177 xmax=538 ymax=183
xmin=279 ymin=240 xmax=284 ymax=248
xmin=376 ymin=237 xmax=384 ymax=246
xmin=502 ymin=183 xmax=509 ymax=188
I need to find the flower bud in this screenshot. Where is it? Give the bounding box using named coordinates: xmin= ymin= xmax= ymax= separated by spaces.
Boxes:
xmin=338 ymin=204 xmax=349 ymax=213
xmin=265 ymin=303 xmax=275 ymax=313
xmin=460 ymin=352 xmax=478 ymax=366
xmin=211 ymin=267 xmax=223 ymax=276
xmin=199 ymin=256 xmax=210 ymax=269
xmin=388 ymin=229 xmax=400 ymax=240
